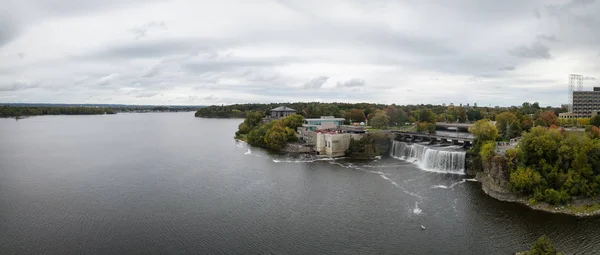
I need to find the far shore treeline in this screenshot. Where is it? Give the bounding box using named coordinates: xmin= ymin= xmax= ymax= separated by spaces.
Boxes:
xmin=0 ymin=104 xmax=203 ymax=118
xmin=195 ymin=102 xmax=568 ymax=128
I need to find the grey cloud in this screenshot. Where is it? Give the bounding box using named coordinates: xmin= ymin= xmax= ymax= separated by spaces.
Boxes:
xmin=536 ymin=34 xmax=558 ymax=42
xmin=97 ymin=73 xmax=120 ymax=86
xmin=566 ymin=0 xmax=596 ymax=8
xmin=0 ymin=15 xmax=20 ymax=47
xmin=337 ymin=78 xmax=366 ymax=88
xmin=78 ymin=39 xmax=207 ymax=60
xmin=129 ymin=21 xmax=167 ymax=40
xmin=498 ymin=66 xmax=516 ymax=71
xmin=509 ymin=42 xmax=551 ymax=59
xmin=143 ymin=64 xmax=163 ymax=77
xmin=134 ymin=91 xmax=159 ymax=98
xmin=303 ymin=76 xmax=329 ymax=89
xmin=0 ymin=80 xmax=41 ymax=91
xmin=31 ymin=0 xmax=167 ymax=17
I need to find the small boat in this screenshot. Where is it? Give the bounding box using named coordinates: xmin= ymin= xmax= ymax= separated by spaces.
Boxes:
xmin=421 ymin=225 xmax=425 ymax=230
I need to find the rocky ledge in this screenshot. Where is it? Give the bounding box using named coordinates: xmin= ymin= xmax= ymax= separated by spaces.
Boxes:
xmin=478 ymin=172 xmax=600 ymax=217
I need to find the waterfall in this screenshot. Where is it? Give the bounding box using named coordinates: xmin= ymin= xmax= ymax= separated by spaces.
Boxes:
xmin=390 ymin=140 xmax=465 ymax=174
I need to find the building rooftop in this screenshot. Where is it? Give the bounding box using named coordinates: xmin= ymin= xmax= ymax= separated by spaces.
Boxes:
xmin=269 ymin=106 xmax=296 ymax=112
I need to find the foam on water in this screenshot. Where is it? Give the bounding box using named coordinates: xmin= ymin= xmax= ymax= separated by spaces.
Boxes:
xmin=390 ymin=141 xmax=466 ymax=175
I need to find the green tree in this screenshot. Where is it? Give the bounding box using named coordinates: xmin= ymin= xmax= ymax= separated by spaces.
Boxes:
xmin=416 ymin=108 xmax=436 ymax=123
xmin=236 ymin=111 xmax=265 ymax=136
xmin=456 ymin=106 xmax=467 ymax=123
xmin=469 ymin=120 xmax=498 ymax=142
xmin=496 ymin=112 xmax=521 ymax=139
xmin=467 ymin=109 xmax=483 ymax=122
xmin=480 ymin=141 xmax=496 ymax=161
xmin=509 ymin=167 xmax=542 ymax=194
xmin=528 ymin=235 xmax=560 ymax=255
xmin=280 ymin=114 xmax=304 ymax=130
xmin=370 ymin=110 xmax=391 ymax=129
xmin=591 ymin=115 xmax=600 ymax=127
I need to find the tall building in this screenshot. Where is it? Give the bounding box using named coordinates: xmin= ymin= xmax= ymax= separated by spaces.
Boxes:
xmin=560 ymin=87 xmax=600 ymax=119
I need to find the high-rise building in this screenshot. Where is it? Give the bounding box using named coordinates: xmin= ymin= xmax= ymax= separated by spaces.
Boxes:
xmin=560 ymin=87 xmax=600 ymax=118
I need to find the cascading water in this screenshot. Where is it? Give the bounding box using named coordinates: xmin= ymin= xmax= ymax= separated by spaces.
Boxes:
xmin=390 ymin=140 xmax=465 ymax=174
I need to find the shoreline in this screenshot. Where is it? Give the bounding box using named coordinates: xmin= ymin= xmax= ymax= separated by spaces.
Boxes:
xmin=477 ymin=173 xmax=600 ymax=217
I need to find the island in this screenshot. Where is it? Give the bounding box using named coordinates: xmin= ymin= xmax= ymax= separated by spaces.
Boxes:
xmin=197 ymin=101 xmax=600 ymax=217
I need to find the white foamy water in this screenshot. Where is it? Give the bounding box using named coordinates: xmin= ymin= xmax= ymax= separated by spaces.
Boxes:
xmin=390 ymin=141 xmax=466 ymax=175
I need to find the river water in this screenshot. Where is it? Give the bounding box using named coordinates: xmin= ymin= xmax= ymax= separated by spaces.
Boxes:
xmin=1 ymin=112 xmax=599 ymax=254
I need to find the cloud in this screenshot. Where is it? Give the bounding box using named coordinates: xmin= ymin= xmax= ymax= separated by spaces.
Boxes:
xmin=1 ymin=0 xmax=599 ymax=106
xmin=0 ymin=15 xmax=20 ymax=47
xmin=337 ymin=78 xmax=366 ymax=88
xmin=534 ymin=9 xmax=541 ymax=19
xmin=509 ymin=42 xmax=552 ymax=59
xmin=303 ymin=76 xmax=329 ymax=89
xmin=134 ymin=91 xmax=159 ymax=98
xmin=536 ymin=34 xmax=558 ymax=42
xmin=498 ymin=66 xmax=516 ymax=71
xmin=0 ymin=80 xmax=41 ymax=91
xmin=128 ymin=21 xmax=167 ymax=40
xmin=97 ymin=73 xmax=120 ymax=86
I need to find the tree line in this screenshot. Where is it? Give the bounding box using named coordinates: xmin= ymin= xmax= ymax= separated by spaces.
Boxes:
xmin=0 ymin=106 xmax=116 ymax=117
xmin=196 ymin=102 xmax=565 ymax=130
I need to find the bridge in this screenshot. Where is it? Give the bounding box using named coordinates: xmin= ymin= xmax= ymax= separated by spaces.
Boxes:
xmin=435 ymin=122 xmax=473 ymax=131
xmin=391 ymin=131 xmax=474 ymax=147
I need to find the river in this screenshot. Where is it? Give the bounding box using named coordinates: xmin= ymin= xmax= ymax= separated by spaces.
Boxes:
xmin=1 ymin=112 xmax=599 ymax=254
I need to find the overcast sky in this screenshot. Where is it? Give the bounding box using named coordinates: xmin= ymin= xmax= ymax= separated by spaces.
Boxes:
xmin=1 ymin=0 xmax=599 ymax=106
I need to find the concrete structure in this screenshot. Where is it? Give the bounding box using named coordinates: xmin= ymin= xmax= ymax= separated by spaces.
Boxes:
xmin=558 ymin=112 xmax=578 ymax=119
xmin=563 ymin=87 xmax=600 ymax=118
xmin=394 ymin=131 xmax=474 ymax=147
xmin=435 ymin=122 xmax=473 ymax=131
xmin=303 ymin=116 xmax=345 ymax=131
xmin=269 ymin=106 xmax=296 ymax=118
xmin=314 ymin=132 xmax=364 ymax=157
xmin=297 ymin=127 xmax=317 ymax=145
xmin=297 ymin=124 xmax=366 ymax=157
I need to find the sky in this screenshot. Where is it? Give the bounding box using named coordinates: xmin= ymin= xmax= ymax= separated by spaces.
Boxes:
xmin=1 ymin=0 xmax=599 ymax=106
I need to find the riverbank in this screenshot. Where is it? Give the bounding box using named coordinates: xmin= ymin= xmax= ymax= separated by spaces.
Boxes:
xmin=477 ymin=172 xmax=600 ymax=217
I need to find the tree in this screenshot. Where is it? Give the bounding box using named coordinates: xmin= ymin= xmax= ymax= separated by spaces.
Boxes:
xmin=496 ymin=112 xmax=521 ymax=139
xmin=538 ymin=111 xmax=559 ymax=127
xmin=577 ymin=118 xmax=590 ymax=127
xmin=591 ymin=115 xmax=600 ymax=127
xmin=416 ymin=109 xmax=436 ymax=123
xmin=510 ymin=167 xmax=542 ymax=194
xmin=480 ymin=141 xmax=496 ymax=161
xmin=370 ymin=110 xmax=391 ymax=129
xmin=469 ymin=120 xmax=498 ymax=142
xmin=346 ymin=109 xmax=366 ymax=123
xmin=384 ymin=106 xmax=400 ymax=125
xmin=280 ymin=114 xmax=304 ymax=130
xmin=467 ymin=109 xmax=483 ymax=122
xmin=236 ymin=111 xmax=265 ymax=136
xmin=528 ymin=235 xmax=560 ymax=255
xmin=456 ymin=107 xmax=467 ymax=123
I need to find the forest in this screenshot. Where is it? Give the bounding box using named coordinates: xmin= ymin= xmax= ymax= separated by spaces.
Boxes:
xmin=235 ymin=112 xmax=304 ymax=150
xmin=470 ymin=116 xmax=600 ymax=205
xmin=197 ymin=102 xmax=566 ymax=134
xmin=0 ymin=106 xmax=116 ymax=117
